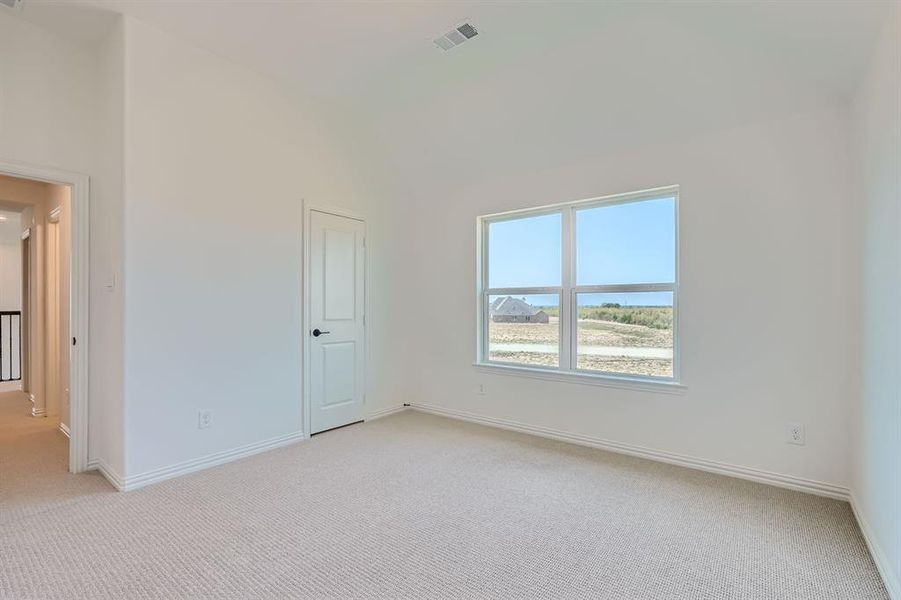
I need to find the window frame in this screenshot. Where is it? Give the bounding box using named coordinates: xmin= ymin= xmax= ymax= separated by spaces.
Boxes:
xmin=476 ymin=185 xmax=682 ymax=389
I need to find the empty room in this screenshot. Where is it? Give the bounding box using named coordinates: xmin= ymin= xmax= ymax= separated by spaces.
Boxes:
xmin=0 ymin=1 xmax=898 ymax=598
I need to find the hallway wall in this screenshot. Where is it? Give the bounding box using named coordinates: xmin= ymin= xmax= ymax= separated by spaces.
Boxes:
xmin=46 ymin=186 xmax=72 ymax=430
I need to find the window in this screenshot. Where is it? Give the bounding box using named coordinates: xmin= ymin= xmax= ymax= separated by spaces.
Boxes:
xmin=478 ymin=187 xmax=679 ymax=384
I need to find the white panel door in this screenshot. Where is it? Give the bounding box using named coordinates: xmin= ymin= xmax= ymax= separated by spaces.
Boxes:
xmin=309 ymin=210 xmax=365 ymax=434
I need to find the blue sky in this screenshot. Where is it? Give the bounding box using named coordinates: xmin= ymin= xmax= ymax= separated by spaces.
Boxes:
xmin=488 ymin=197 xmax=674 ymax=307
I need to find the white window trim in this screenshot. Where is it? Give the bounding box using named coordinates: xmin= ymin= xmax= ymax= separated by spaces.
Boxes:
xmin=476 ymin=185 xmax=683 ymax=391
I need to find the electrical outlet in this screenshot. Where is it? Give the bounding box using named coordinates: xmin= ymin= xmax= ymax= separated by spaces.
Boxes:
xmin=477 ymin=383 xmax=486 ymax=396
xmin=198 ymin=410 xmax=213 ymax=429
xmin=787 ymin=423 xmax=805 ymax=445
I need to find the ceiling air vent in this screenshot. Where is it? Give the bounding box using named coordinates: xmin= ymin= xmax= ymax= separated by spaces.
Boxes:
xmin=434 ymin=22 xmax=478 ymax=51
xmin=0 ymin=0 xmax=23 ymax=9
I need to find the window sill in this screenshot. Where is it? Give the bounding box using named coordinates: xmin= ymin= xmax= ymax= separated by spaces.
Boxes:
xmin=472 ymin=362 xmax=687 ymax=395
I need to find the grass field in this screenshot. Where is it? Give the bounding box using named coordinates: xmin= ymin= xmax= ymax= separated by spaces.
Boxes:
xmin=488 ymin=306 xmax=673 ymax=377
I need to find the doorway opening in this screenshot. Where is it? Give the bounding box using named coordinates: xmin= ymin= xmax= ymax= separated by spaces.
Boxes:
xmin=0 ymin=161 xmax=89 ymax=474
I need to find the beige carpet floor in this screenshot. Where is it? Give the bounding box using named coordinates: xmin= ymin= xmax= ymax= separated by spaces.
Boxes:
xmin=0 ymin=391 xmax=888 ymax=599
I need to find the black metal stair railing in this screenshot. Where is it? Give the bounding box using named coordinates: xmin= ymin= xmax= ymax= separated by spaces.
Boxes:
xmin=0 ymin=311 xmax=22 ymax=382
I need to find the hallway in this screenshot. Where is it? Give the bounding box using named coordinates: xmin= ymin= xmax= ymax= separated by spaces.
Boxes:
xmin=0 ymin=391 xmax=111 ymax=523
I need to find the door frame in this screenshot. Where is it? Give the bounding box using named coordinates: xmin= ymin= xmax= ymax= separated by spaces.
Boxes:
xmin=20 ymin=230 xmax=30 ymax=393
xmin=302 ymin=202 xmax=368 ymax=437
xmin=46 ymin=206 xmax=61 ymax=421
xmin=0 ymin=159 xmax=90 ymax=474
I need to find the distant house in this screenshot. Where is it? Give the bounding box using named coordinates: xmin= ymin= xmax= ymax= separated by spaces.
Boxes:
xmin=489 ymin=296 xmax=550 ymax=323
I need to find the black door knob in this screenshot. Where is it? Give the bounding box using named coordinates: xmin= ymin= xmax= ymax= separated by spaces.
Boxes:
xmin=312 ymin=328 xmax=330 ymax=337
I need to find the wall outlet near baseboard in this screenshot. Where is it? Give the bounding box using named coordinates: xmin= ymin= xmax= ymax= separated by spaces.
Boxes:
xmin=198 ymin=410 xmax=213 ymax=429
xmin=787 ymin=423 xmax=805 ymax=445
xmin=477 ymin=383 xmax=486 ymax=396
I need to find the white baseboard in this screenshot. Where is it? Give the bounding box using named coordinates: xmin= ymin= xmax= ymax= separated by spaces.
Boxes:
xmin=59 ymin=422 xmax=70 ymax=438
xmin=410 ymin=403 xmax=850 ymax=501
xmin=366 ymin=404 xmax=409 ymax=421
xmin=31 ymin=406 xmax=46 ymax=418
xmin=117 ymin=430 xmax=308 ymax=492
xmin=114 ymin=408 xmax=405 ymax=491
xmin=87 ymin=458 xmax=125 ymax=491
xmin=851 ymin=494 xmax=900 ymax=599
xmin=88 ymin=410 xmax=409 ymax=493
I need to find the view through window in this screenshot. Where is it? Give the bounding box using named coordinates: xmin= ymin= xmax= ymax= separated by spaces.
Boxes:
xmin=480 ymin=189 xmax=677 ymax=381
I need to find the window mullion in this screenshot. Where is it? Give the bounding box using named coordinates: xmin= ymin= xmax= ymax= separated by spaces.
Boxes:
xmin=485 ymin=286 xmax=562 ymax=296
xmin=573 ymin=283 xmax=675 ymax=294
xmin=560 ymin=207 xmax=574 ymax=371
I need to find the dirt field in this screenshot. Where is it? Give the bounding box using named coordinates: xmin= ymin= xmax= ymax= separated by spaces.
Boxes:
xmin=488 ymin=316 xmax=673 ymax=377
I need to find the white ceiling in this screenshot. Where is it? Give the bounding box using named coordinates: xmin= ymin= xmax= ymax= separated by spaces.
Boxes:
xmin=19 ymin=0 xmax=891 ymax=106
xmin=14 ymin=0 xmax=894 ymax=191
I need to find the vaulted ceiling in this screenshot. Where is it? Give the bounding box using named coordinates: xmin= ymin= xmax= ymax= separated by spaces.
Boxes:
xmin=22 ymin=1 xmax=889 ymax=104
xmin=16 ymin=0 xmax=893 ymax=190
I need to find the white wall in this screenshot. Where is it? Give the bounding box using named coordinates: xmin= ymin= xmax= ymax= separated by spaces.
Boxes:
xmin=121 ymin=18 xmax=407 ymax=478
xmin=853 ymin=5 xmax=901 ymax=596
xmin=106 ymin=7 xmax=864 ymax=493
xmin=351 ymin=5 xmax=864 ymax=493
xmin=0 ymin=11 xmax=125 ymax=472
xmin=91 ymin=17 xmax=126 ymax=476
xmin=401 ymin=104 xmax=858 ymax=490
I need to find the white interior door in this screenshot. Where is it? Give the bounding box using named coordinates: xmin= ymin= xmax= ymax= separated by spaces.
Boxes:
xmin=309 ymin=210 xmax=366 ymax=434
